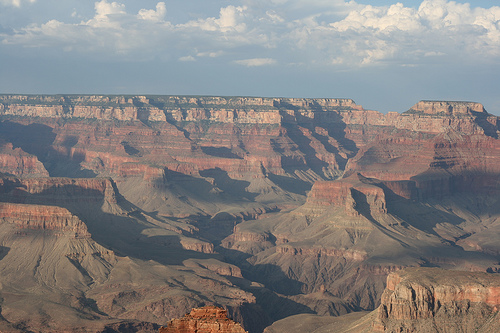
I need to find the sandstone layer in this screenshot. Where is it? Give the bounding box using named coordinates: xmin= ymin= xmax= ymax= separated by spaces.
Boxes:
xmin=0 ymin=202 xmax=90 ymax=237
xmin=375 ymin=268 xmax=500 ymax=332
xmin=159 ymin=306 xmax=248 ymax=333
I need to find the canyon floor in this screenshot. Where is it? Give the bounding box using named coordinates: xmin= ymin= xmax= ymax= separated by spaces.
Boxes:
xmin=0 ymin=95 xmax=499 ymax=332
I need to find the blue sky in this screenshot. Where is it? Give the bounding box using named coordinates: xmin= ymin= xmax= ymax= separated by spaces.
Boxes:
xmin=1 ymin=0 xmax=500 ymax=114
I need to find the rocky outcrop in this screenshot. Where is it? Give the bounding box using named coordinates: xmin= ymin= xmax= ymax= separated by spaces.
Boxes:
xmin=374 ymin=267 xmax=500 ymax=332
xmin=0 ymin=176 xmax=118 ymax=205
xmin=0 ymin=95 xmax=358 ymax=124
xmin=307 ymin=173 xmax=388 ymax=216
xmin=159 ymin=306 xmax=248 ymax=333
xmin=0 ymin=202 xmax=90 ymax=237
xmin=0 ymin=142 xmax=49 ymax=177
xmin=276 ymin=245 xmax=367 ymax=261
xmin=409 ymin=101 xmax=486 ymax=115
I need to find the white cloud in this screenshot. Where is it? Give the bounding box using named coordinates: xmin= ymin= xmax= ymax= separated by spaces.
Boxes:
xmin=424 ymin=51 xmax=445 ymax=57
xmin=2 ymin=1 xmax=175 ymax=56
xmin=94 ymin=0 xmax=125 ymax=18
xmin=1 ymin=0 xmax=500 ymax=67
xmin=179 ymin=55 xmax=196 ymax=62
xmin=332 ymin=3 xmax=421 ymax=32
xmin=138 ymin=2 xmax=166 ymax=22
xmin=265 ymin=10 xmax=285 ymax=23
xmin=290 ymin=0 xmax=500 ymax=65
xmin=0 ymin=0 xmax=35 ymax=7
xmin=197 ymin=51 xmax=224 ymax=58
xmin=234 ymin=58 xmax=276 ymax=66
xmin=183 ymin=5 xmax=248 ymax=33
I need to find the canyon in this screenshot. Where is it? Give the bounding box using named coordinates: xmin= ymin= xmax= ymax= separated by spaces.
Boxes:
xmin=264 ymin=267 xmax=500 ymax=332
xmin=0 ymin=94 xmax=499 ymax=332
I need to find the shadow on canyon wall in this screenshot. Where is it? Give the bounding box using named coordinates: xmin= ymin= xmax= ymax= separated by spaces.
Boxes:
xmin=0 ymin=120 xmax=96 ymax=178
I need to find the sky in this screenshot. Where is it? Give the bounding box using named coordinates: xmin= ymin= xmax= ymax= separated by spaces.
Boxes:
xmin=1 ymin=0 xmax=500 ymax=114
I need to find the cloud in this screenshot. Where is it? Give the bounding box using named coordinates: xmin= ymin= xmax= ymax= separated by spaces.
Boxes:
xmin=332 ymin=3 xmax=421 ymax=32
xmin=290 ymin=0 xmax=500 ymax=65
xmin=197 ymin=51 xmax=225 ymax=58
xmin=2 ymin=1 xmax=174 ymax=57
xmin=138 ymin=2 xmax=166 ymax=22
xmin=182 ymin=5 xmax=248 ymax=33
xmin=0 ymin=0 xmax=35 ymax=7
xmin=234 ymin=58 xmax=276 ymax=66
xmin=179 ymin=55 xmax=196 ymax=62
xmin=1 ymin=0 xmax=500 ymax=68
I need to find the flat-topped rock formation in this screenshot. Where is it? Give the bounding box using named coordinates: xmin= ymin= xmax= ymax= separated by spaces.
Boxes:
xmin=373 ymin=267 xmax=500 ymax=332
xmin=0 ymin=202 xmax=90 ymax=237
xmin=0 ymin=95 xmax=360 ymax=123
xmin=263 ymin=268 xmax=500 ymax=333
xmin=159 ymin=306 xmax=248 ymax=333
xmin=409 ymin=100 xmax=486 ymax=115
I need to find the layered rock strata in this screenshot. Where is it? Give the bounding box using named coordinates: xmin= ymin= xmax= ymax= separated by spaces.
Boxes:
xmin=374 ymin=268 xmax=500 ymax=332
xmin=0 ymin=95 xmax=499 ymax=332
xmin=159 ymin=306 xmax=248 ymax=333
xmin=1 ymin=95 xmax=499 ymax=186
xmin=0 ymin=202 xmax=90 ymax=237
xmin=0 ymin=176 xmax=117 ymax=205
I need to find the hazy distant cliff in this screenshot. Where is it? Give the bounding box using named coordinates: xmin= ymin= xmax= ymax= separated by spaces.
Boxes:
xmin=1 ymin=95 xmax=497 ymax=134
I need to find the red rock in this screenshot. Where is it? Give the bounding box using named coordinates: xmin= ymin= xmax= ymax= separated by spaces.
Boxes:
xmin=0 ymin=202 xmax=90 ymax=237
xmin=0 ymin=176 xmax=118 ymax=205
xmin=410 ymin=100 xmax=485 ymax=115
xmin=307 ymin=173 xmax=388 ymax=215
xmin=159 ymin=306 xmax=248 ymax=333
xmin=374 ymin=267 xmax=500 ymax=332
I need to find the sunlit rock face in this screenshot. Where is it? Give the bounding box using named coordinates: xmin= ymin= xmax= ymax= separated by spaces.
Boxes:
xmin=373 ymin=268 xmax=500 ymax=333
xmin=159 ymin=306 xmax=248 ymax=333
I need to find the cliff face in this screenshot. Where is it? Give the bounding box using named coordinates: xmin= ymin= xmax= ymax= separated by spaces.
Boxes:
xmin=0 ymin=142 xmax=48 ymax=177
xmin=374 ymin=268 xmax=500 ymax=332
xmin=0 ymin=176 xmax=117 ymax=205
xmin=1 ymin=95 xmax=498 ymax=188
xmin=409 ymin=100 xmax=486 ymax=115
xmin=0 ymin=202 xmax=90 ymax=237
xmin=159 ymin=306 xmax=248 ymax=333
xmin=262 ymin=268 xmax=500 ymax=333
xmin=307 ymin=173 xmax=388 ymax=216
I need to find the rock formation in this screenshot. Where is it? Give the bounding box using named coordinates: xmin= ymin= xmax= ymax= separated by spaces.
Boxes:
xmin=263 ymin=268 xmax=500 ymax=332
xmin=159 ymin=306 xmax=248 ymax=333
xmin=0 ymin=94 xmax=499 ymax=332
xmin=373 ymin=267 xmax=500 ymax=332
xmin=0 ymin=202 xmax=90 ymax=237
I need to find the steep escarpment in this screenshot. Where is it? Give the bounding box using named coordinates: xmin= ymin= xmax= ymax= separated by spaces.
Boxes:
xmin=373 ymin=268 xmax=500 ymax=332
xmin=263 ymin=268 xmax=500 ymax=333
xmin=1 ymin=95 xmax=497 ymax=187
xmin=0 ymin=202 xmax=90 ymax=237
xmin=0 ymin=141 xmax=48 ymax=177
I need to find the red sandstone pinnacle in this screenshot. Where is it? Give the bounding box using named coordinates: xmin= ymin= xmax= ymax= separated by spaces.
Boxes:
xmin=159 ymin=306 xmax=248 ymax=333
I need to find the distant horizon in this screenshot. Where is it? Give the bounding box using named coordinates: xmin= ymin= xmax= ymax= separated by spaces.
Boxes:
xmin=1 ymin=92 xmax=497 ymax=115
